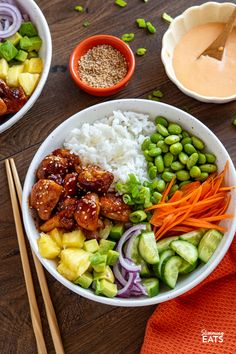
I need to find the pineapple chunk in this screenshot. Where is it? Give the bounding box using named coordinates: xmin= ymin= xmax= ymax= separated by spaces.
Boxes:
xmin=24 ymin=58 xmax=43 ymax=74
xmin=19 ymin=72 xmax=40 ymax=96
xmin=49 ymin=228 xmax=63 ymax=248
xmin=37 ymin=233 xmax=61 ymax=259
xmin=0 ymin=58 xmax=9 ymax=80
xmin=57 ymin=262 xmax=77 ymax=281
xmin=6 ymin=64 xmax=24 ymax=87
xmin=60 ymin=248 xmax=90 ymax=278
xmin=62 ymin=229 xmax=85 ymax=248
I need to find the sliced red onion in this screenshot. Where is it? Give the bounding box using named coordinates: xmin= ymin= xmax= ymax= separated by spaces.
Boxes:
xmin=4 ymin=19 xmax=10 ymax=31
xmin=0 ymin=4 xmax=22 ymax=39
xmin=117 ymin=272 xmax=135 ymax=297
xmin=113 ymin=262 xmax=127 ymax=286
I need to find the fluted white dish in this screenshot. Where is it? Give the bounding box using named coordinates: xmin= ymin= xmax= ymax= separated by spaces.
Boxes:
xmin=161 ymin=2 xmax=236 ymax=103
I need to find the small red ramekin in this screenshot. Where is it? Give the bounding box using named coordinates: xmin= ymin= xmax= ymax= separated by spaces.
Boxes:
xmin=69 ymin=34 xmax=135 ymax=97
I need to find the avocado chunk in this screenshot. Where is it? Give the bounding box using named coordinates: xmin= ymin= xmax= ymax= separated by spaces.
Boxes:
xmin=20 ymin=36 xmax=42 ymax=52
xmin=0 ymin=41 xmax=18 ymax=62
xmin=90 ymin=253 xmax=107 ymax=272
xmin=15 ymin=50 xmax=28 ymax=62
xmin=99 ymin=239 xmax=116 ymax=254
xmin=83 ymin=239 xmax=99 ymax=253
xmin=6 ymin=32 xmax=22 ymax=46
xmin=19 ymin=36 xmax=32 ymax=51
xmin=109 ymin=223 xmax=124 ymax=240
xmin=95 ymin=279 xmax=118 ymax=298
xmin=106 ymin=250 xmax=119 ymax=266
xmin=93 ymin=265 xmax=115 ymax=283
xmin=28 ymin=50 xmax=39 ymax=59
xmin=19 ymin=21 xmax=38 ymax=37
xmin=74 ymin=271 xmax=93 ymax=288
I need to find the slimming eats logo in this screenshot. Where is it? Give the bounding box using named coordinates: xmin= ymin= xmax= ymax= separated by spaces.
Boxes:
xmin=201 ymin=329 xmax=224 ymax=343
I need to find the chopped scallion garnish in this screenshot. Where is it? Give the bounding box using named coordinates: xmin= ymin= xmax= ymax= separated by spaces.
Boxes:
xmin=136 ymin=18 xmax=146 ymax=28
xmin=74 ymin=5 xmax=84 ymax=12
xmin=136 ymin=48 xmax=147 ymax=56
xmin=115 ymin=0 xmax=127 ymax=7
xmin=152 ymin=90 xmax=164 ymax=98
xmin=162 ymin=12 xmax=173 ymax=23
xmin=232 ymin=118 xmax=236 ymax=126
xmin=83 ymin=20 xmax=91 ymax=27
xmin=121 ymin=33 xmax=135 ymax=42
xmin=146 ymin=21 xmax=156 ymax=34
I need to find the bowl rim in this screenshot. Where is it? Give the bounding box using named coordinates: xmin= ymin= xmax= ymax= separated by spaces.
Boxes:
xmin=0 ymin=0 xmax=52 ymax=134
xmin=161 ymin=1 xmax=236 ymax=103
xmin=69 ymin=34 xmax=135 ymax=95
xmin=22 ymin=98 xmax=236 ymax=307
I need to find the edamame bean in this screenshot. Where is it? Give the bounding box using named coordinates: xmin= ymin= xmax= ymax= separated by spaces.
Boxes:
xmin=190 ymin=166 xmax=201 ymax=178
xmin=179 ymin=180 xmax=191 ymax=189
xmin=171 ymin=161 xmax=185 ymax=171
xmin=163 ymin=152 xmax=174 ymax=167
xmin=148 ymin=143 xmax=157 ymax=150
xmin=155 ymin=116 xmax=168 ymax=127
xmin=197 ymin=172 xmax=209 ymax=181
xmin=169 ymin=142 xmax=183 ymax=155
xmin=176 ymin=170 xmax=190 ymax=181
xmin=144 ymin=150 xmax=153 ymax=161
xmin=143 ymin=180 xmax=152 ymax=188
xmin=161 ymin=171 xmax=176 ymax=182
xmin=198 ymin=153 xmax=206 ymax=165
xmin=168 ymin=123 xmax=182 ymax=135
xmin=156 ymin=124 xmax=169 ymax=137
xmin=182 ymin=130 xmax=190 ymax=138
xmin=155 ymin=155 xmax=164 ymax=173
xmin=178 ymin=134 xmax=183 ymax=140
xmin=200 ymin=164 xmax=217 ymax=173
xmin=148 ymin=165 xmax=158 ymax=179
xmin=170 ymin=184 xmax=179 ymax=195
xmin=157 ymin=140 xmax=169 ymax=153
xmin=164 ymin=167 xmax=171 ymax=172
xmin=181 ymin=137 xmax=192 ymax=145
xmin=155 ymin=179 xmax=166 ymax=192
xmin=205 ymin=153 xmax=216 ymax=163
xmin=141 ymin=138 xmax=151 ymax=151
xmin=179 ymin=152 xmax=188 ymax=165
xmin=147 ymin=162 xmax=154 ymax=169
xmin=192 ymin=136 xmax=205 ymax=150
xmin=164 ymin=135 xmax=180 ymax=145
xmin=148 ymin=147 xmax=162 ymax=157
xmin=150 ymin=133 xmax=163 ymax=143
xmin=184 ymin=143 xmax=197 ymax=155
xmin=151 ymin=191 xmax=162 ymax=204
xmin=186 ymin=152 xmax=199 ymax=170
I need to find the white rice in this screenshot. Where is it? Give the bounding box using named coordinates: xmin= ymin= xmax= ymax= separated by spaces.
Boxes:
xmin=64 ymin=111 xmax=155 ymax=186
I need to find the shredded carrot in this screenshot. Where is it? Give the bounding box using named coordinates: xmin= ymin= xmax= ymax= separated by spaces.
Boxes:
xmin=146 ymin=162 xmax=235 ymax=240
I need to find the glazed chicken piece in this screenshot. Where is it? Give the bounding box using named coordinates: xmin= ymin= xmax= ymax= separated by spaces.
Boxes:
xmin=100 ymin=193 xmax=131 ymax=222
xmin=0 ymin=79 xmax=27 ymax=116
xmin=53 ymin=149 xmax=82 ymax=174
xmin=74 ymin=192 xmax=100 ymax=231
xmin=63 ymin=172 xmax=78 ymax=198
xmin=36 ymin=154 xmax=69 ymax=180
xmin=30 ymin=179 xmax=63 ymax=220
xmin=40 ymin=198 xmax=78 ymax=232
xmin=78 ymin=165 xmax=114 ymax=193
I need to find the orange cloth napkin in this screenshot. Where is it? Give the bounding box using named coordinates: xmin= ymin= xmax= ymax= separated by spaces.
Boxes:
xmin=141 ymin=236 xmax=236 ymax=354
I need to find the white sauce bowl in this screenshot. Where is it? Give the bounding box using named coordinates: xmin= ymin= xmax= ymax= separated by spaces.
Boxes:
xmin=161 ymin=2 xmax=236 ymax=103
xmin=22 ymin=99 xmax=236 ymax=307
xmin=0 ymin=0 xmax=52 ymax=133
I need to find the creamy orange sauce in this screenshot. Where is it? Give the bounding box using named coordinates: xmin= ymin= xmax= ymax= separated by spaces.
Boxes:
xmin=173 ymin=23 xmax=236 ymax=97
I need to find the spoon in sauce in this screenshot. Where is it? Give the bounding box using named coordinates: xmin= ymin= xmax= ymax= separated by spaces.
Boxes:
xmin=199 ymin=7 xmax=236 ymax=61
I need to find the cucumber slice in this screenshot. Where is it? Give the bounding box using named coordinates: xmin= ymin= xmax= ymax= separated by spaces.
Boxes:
xmin=156 ymin=236 xmax=179 ymax=253
xmin=179 ymin=229 xmax=206 ymax=246
xmin=179 ymin=259 xmax=197 ymax=274
xmin=127 ymin=235 xmax=150 ymax=277
xmin=153 ymin=249 xmax=175 ymax=278
xmin=198 ymin=229 xmax=223 ymax=263
xmin=161 ymin=256 xmax=182 ymax=289
xmin=139 ymin=232 xmax=159 ymax=264
xmin=170 ymin=240 xmax=198 ymax=265
xmin=142 ymin=278 xmax=160 ymax=297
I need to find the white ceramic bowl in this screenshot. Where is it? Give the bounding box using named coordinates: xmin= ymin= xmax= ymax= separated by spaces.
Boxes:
xmin=161 ymin=2 xmax=236 ymax=103
xmin=22 ymin=99 xmax=236 ymax=307
xmin=0 ymin=0 xmax=52 ymax=134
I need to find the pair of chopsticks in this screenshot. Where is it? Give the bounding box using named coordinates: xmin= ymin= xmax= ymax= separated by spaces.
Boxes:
xmin=5 ymin=158 xmax=65 ymax=354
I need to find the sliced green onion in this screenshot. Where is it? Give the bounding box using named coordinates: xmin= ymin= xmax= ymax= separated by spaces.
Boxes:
xmin=136 ymin=48 xmax=147 ymax=56
xmin=136 ymin=18 xmax=146 ymax=28
xmin=123 ymin=194 xmax=134 ymax=205
xmin=83 ymin=20 xmax=91 ymax=27
xmin=121 ymin=33 xmax=135 ymax=42
xmin=115 ymin=0 xmax=127 ymax=7
xmin=129 ymin=210 xmax=147 ymax=223
xmin=232 ymin=118 xmax=236 ymax=126
xmin=146 ymin=21 xmax=156 ymax=34
xmin=162 ymin=12 xmax=173 ymax=23
xmin=74 ymin=5 xmax=84 ymax=12
xmin=152 ymin=90 xmax=164 ymax=98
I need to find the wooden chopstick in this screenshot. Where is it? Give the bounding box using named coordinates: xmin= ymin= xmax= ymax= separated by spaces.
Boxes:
xmin=6 ymin=159 xmax=65 ymax=354
xmin=5 ymin=159 xmax=47 ymax=354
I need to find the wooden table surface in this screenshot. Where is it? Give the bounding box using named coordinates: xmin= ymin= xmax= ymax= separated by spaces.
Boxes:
xmin=0 ymin=0 xmax=235 ymax=353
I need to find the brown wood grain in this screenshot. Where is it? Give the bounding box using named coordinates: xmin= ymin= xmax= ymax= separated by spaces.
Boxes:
xmin=0 ymin=0 xmax=235 ymax=353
